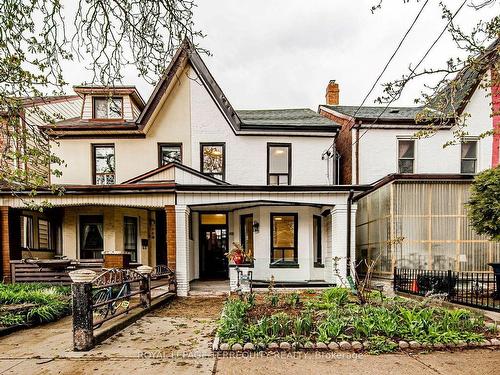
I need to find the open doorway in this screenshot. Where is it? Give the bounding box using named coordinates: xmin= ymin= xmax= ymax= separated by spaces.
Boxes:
xmin=199 ymin=213 xmax=228 ymax=279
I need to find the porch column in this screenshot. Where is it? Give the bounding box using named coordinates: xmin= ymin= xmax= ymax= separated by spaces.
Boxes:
xmin=0 ymin=207 xmax=11 ymax=283
xmin=329 ymin=204 xmax=356 ymax=285
xmin=175 ymin=205 xmax=190 ymax=296
xmin=165 ymin=205 xmax=176 ymax=271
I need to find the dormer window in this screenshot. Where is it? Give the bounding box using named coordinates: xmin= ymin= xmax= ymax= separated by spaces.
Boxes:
xmin=93 ymin=97 xmax=123 ymax=119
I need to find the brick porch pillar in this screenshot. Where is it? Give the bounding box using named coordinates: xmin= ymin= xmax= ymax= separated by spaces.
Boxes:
xmin=1 ymin=207 xmax=11 ymax=283
xmin=165 ymin=205 xmax=176 ymax=271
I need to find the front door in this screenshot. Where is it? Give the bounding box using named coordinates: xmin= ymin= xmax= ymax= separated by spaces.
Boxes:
xmin=199 ymin=213 xmax=228 ymax=279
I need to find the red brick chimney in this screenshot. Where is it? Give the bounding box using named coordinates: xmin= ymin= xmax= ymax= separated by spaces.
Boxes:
xmin=325 ymin=80 xmax=339 ymax=105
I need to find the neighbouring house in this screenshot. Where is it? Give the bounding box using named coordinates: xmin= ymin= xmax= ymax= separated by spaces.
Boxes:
xmin=319 ymin=39 xmax=500 ymax=276
xmin=0 ymin=40 xmax=367 ymax=295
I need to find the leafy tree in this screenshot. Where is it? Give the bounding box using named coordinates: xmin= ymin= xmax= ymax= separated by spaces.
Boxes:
xmin=466 ymin=167 xmax=500 ymax=241
xmin=0 ymin=0 xmax=204 ymax=207
xmin=373 ymin=0 xmax=499 ymax=146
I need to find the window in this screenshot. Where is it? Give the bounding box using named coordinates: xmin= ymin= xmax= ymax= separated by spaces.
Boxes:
xmin=93 ymin=144 xmax=115 ymax=185
xmin=80 ymin=215 xmax=104 ymax=259
xmin=270 ymin=213 xmax=298 ymax=267
xmin=398 ymin=139 xmax=415 ymax=173
xmin=313 ymin=215 xmax=322 ymax=266
xmin=461 ymin=140 xmax=477 ymax=174
xmin=158 ymin=143 xmax=182 ymax=166
xmin=38 ymin=219 xmax=51 ymax=250
xmin=200 ymin=143 xmax=225 ymax=180
xmin=93 ymin=97 xmax=123 ymax=119
xmin=124 ymin=217 xmax=138 ymax=262
xmin=240 ymin=214 xmax=254 ymax=261
xmin=267 ymin=144 xmax=291 ymax=185
xmin=20 ymin=216 xmax=33 ymax=249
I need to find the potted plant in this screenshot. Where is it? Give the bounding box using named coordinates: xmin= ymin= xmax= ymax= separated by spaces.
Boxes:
xmin=226 ymin=242 xmax=252 ymax=265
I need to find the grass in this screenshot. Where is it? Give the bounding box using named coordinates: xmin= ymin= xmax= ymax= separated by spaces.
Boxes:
xmin=0 ymin=283 xmax=71 ymax=327
xmin=217 ymin=288 xmax=490 ymax=353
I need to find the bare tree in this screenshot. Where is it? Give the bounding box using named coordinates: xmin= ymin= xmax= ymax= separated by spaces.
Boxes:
xmin=0 ymin=0 xmax=205 ymax=206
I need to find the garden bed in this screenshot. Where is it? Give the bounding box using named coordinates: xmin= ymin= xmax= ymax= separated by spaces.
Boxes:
xmin=0 ymin=283 xmax=71 ymax=333
xmin=214 ymin=288 xmax=500 ymax=354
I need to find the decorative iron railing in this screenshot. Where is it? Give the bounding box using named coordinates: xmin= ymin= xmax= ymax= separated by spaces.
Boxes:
xmin=72 ymin=265 xmax=176 ymax=351
xmin=393 ymin=267 xmax=499 ymax=312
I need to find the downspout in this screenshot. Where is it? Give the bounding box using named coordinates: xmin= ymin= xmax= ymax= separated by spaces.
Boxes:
xmin=355 ymin=120 xmax=361 ymax=185
xmin=346 ymin=189 xmax=354 ymax=277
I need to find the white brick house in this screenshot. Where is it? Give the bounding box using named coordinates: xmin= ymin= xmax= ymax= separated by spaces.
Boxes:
xmin=0 ymin=40 xmax=364 ymax=295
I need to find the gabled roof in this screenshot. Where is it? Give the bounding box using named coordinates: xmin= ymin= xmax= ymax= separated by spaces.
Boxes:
xmin=122 ymin=161 xmax=230 ymax=185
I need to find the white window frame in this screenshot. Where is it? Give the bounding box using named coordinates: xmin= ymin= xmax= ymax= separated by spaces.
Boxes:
xmin=396 ymin=136 xmax=416 ymax=174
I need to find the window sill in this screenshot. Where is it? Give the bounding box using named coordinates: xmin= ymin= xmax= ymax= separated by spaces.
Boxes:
xmin=314 ymin=262 xmax=325 ymax=268
xmin=269 ymin=263 xmax=299 ymax=269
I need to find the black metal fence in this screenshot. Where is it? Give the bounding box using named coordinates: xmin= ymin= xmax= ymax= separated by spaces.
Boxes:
xmin=72 ymin=265 xmax=176 ymax=351
xmin=394 ymin=267 xmax=500 ymax=312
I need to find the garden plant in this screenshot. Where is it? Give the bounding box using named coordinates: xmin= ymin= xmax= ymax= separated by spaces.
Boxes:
xmin=216 ymin=287 xmax=494 ymax=354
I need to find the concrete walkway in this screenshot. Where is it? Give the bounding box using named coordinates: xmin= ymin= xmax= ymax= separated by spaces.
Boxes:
xmin=0 ymin=297 xmax=499 ymax=374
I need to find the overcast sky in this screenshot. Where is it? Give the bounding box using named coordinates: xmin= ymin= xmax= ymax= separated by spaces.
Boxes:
xmin=65 ymin=0 xmax=498 ymax=110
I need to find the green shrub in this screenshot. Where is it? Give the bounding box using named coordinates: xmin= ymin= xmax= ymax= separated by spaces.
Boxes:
xmin=321 ymin=287 xmax=349 ymax=306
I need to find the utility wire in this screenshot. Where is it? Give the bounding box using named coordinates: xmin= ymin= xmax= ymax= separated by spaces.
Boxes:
xmin=321 ymin=0 xmax=430 ymax=158
xmin=352 ymin=0 xmax=468 ymax=146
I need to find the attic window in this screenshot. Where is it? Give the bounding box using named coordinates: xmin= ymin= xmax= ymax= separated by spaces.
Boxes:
xmin=93 ymin=97 xmax=123 ymax=119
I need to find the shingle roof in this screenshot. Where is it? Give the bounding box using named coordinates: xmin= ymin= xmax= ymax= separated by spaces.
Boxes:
xmin=322 ymin=105 xmax=424 ymax=122
xmin=237 ymin=108 xmax=340 ymax=128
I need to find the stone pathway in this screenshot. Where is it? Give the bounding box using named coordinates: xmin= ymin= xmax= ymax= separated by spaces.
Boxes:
xmin=0 ymin=295 xmax=499 ymax=375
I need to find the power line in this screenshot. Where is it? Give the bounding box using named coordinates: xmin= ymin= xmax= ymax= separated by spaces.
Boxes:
xmin=352 ymin=0 xmax=468 ymax=146
xmin=321 ymin=0 xmax=430 ymax=158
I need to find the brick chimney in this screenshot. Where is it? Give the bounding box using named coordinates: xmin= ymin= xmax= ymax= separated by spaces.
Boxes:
xmin=325 ymin=80 xmax=339 ymax=105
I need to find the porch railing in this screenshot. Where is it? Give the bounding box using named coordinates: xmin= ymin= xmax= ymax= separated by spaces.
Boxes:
xmin=72 ymin=265 xmax=176 ymax=351
xmin=393 ymin=267 xmax=499 ymax=312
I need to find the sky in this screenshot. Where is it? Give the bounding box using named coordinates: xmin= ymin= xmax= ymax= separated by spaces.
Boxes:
xmin=63 ymin=0 xmax=498 ymax=110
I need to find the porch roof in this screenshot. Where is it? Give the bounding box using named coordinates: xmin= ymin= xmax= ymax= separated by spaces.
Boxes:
xmin=189 ymin=199 xmax=324 ymax=212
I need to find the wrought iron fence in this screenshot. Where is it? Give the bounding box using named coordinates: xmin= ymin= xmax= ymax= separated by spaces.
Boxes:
xmin=393 ymin=267 xmax=500 ymax=312
xmin=72 ymin=265 xmax=176 ymax=351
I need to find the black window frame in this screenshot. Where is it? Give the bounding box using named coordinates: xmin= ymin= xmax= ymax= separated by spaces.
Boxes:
xmin=92 ymin=96 xmax=124 ymax=119
xmin=158 ymin=143 xmax=183 ymax=167
xmin=270 ymin=212 xmax=298 ymax=268
xmin=313 ymin=215 xmax=323 ymax=267
xmin=123 ymin=216 xmax=138 ymax=262
xmin=267 ymin=143 xmax=292 ymax=185
xmin=460 ymin=140 xmax=478 ymax=174
xmin=92 ymin=144 xmax=115 ymax=185
xmin=398 ymin=139 xmax=415 ymax=174
xmin=200 ymin=142 xmax=226 ymax=181
xmin=79 ymin=215 xmax=104 ymax=260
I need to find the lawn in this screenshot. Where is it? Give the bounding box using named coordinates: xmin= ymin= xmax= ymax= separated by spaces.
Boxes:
xmin=0 ymin=283 xmax=71 ymax=328
xmin=217 ymin=288 xmax=495 ymax=354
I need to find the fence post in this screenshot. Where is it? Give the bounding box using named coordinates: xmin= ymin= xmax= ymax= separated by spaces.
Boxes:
xmin=72 ymin=282 xmax=94 ymax=351
xmin=393 ymin=267 xmax=397 ymax=291
xmin=447 ymin=269 xmax=452 ymax=298
xmin=140 ymin=275 xmax=151 ymax=308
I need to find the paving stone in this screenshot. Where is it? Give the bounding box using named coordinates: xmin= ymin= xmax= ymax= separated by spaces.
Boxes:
xmin=351 ymin=341 xmax=363 ymax=351
xmin=243 ymin=343 xmax=255 ymax=351
xmin=409 ymin=341 xmax=421 ymax=349
xmin=456 ymin=341 xmax=467 ymax=348
xmin=399 ymin=341 xmax=409 ymax=349
xmin=279 ymin=342 xmax=291 ymax=350
xmin=480 ymin=339 xmax=491 ymax=347
xmin=339 ymin=341 xmax=351 ymax=350
xmin=315 ymin=342 xmax=328 ymax=350
xmin=268 ymin=342 xmax=279 ymax=350
xmin=231 ymin=343 xmax=243 ymax=351
xmin=328 ymin=342 xmax=339 ymax=350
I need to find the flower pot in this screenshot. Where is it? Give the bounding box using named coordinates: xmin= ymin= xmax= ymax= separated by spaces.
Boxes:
xmin=232 ymin=253 xmax=244 ymax=265
xmin=69 ymin=269 xmax=97 ymax=283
